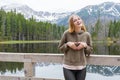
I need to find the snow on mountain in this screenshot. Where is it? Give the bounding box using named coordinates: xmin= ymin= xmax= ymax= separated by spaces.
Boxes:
xmin=1 ymin=2 xmax=120 ymax=26
xmin=85 ymin=2 xmax=120 ymax=17
xmin=90 ymin=2 xmax=120 ymax=16
xmin=0 ymin=3 xmax=71 ymax=23
xmin=57 ymin=2 xmax=120 ymax=26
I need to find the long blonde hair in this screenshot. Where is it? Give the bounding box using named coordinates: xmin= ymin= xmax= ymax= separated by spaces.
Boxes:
xmin=68 ymin=14 xmax=87 ymax=33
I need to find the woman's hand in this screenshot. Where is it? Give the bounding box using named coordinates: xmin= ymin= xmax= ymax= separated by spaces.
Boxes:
xmin=67 ymin=42 xmax=77 ymax=50
xmin=67 ymin=42 xmax=87 ymax=50
xmin=76 ymin=42 xmax=87 ymax=50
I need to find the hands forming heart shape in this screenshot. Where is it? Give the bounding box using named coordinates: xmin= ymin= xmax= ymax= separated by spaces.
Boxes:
xmin=74 ymin=42 xmax=80 ymax=46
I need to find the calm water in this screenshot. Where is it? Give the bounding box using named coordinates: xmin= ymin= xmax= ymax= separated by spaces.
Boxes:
xmin=0 ymin=42 xmax=120 ymax=55
xmin=0 ymin=43 xmax=120 ymax=80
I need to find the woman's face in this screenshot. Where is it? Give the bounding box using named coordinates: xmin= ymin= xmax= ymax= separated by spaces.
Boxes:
xmin=72 ymin=15 xmax=83 ymax=29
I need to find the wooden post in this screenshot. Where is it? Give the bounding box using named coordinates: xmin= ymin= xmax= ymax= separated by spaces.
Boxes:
xmin=24 ymin=62 xmax=35 ymax=77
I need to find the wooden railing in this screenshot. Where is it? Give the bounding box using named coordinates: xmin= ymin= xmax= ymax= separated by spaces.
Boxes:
xmin=0 ymin=52 xmax=120 ymax=80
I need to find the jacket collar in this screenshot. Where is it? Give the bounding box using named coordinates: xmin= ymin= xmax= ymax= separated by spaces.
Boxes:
xmin=72 ymin=30 xmax=84 ymax=35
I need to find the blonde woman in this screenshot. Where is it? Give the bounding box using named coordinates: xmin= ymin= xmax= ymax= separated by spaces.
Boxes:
xmin=58 ymin=14 xmax=92 ymax=80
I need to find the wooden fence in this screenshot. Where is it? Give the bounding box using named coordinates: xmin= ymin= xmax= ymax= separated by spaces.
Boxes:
xmin=0 ymin=52 xmax=120 ymax=80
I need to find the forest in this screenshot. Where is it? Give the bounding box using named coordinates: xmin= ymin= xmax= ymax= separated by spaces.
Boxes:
xmin=0 ymin=9 xmax=66 ymax=41
xmin=0 ymin=9 xmax=120 ymax=42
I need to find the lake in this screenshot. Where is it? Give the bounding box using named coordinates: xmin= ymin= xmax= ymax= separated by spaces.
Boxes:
xmin=0 ymin=42 xmax=120 ymax=55
xmin=0 ymin=42 xmax=120 ymax=80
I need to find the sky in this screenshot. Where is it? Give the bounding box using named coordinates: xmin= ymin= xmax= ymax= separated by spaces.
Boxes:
xmin=0 ymin=0 xmax=120 ymax=13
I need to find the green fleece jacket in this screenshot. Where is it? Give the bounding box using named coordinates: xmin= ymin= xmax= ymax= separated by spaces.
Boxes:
xmin=58 ymin=30 xmax=93 ymax=66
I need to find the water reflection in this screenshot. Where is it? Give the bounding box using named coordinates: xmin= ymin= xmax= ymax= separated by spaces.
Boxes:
xmin=0 ymin=62 xmax=120 ymax=79
xmin=0 ymin=43 xmax=60 ymax=53
xmin=0 ymin=62 xmax=23 ymax=75
xmin=87 ymin=65 xmax=120 ymax=76
xmin=0 ymin=43 xmax=120 ymax=55
xmin=92 ymin=42 xmax=120 ymax=55
xmin=0 ymin=43 xmax=120 ymax=79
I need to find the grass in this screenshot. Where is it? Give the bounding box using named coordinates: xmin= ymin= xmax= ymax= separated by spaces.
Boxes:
xmin=93 ymin=40 xmax=114 ymax=44
xmin=0 ymin=40 xmax=115 ymax=44
xmin=0 ymin=40 xmax=60 ymax=44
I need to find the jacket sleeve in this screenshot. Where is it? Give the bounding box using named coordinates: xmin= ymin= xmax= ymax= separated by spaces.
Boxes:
xmin=84 ymin=32 xmax=93 ymax=56
xmin=58 ymin=31 xmax=68 ymax=53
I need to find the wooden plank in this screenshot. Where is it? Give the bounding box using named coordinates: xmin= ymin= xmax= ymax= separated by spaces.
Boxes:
xmin=0 ymin=52 xmax=120 ymax=66
xmin=24 ymin=53 xmax=64 ymax=63
xmin=0 ymin=76 xmax=62 ymax=80
xmin=87 ymin=55 xmax=120 ymax=66
xmin=0 ymin=52 xmax=25 ymax=62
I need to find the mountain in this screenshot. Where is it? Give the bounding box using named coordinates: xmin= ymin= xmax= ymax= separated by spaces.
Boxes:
xmin=1 ymin=2 xmax=120 ymax=26
xmin=57 ymin=2 xmax=120 ymax=26
xmin=0 ymin=3 xmax=71 ymax=23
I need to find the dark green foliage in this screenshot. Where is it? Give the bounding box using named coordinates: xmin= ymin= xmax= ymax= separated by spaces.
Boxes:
xmin=1 ymin=9 xmax=120 ymax=41
xmin=0 ymin=9 xmax=66 ymax=41
xmin=108 ymin=20 xmax=120 ymax=38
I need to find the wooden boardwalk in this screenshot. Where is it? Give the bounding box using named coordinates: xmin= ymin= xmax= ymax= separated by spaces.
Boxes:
xmin=0 ymin=52 xmax=120 ymax=80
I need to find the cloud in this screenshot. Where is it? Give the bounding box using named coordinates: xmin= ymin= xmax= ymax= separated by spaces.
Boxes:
xmin=0 ymin=0 xmax=120 ymax=13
